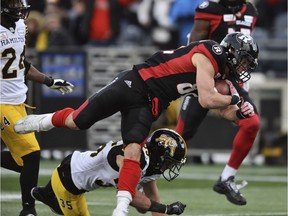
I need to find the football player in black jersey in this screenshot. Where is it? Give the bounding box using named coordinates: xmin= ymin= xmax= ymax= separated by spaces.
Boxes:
xmin=1 ymin=1 xmax=74 ymax=215
xmin=175 ymin=0 xmax=259 ymax=206
xmin=15 ymin=32 xmax=259 ymax=215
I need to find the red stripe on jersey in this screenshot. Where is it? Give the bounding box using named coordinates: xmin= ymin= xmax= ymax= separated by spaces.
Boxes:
xmin=138 ymin=44 xmax=220 ymax=81
xmin=238 ymin=4 xmax=247 ymax=16
xmin=252 ymin=16 xmax=257 ymax=29
xmin=195 ymin=12 xmax=222 ymax=39
xmin=138 ymin=51 xmax=195 ymax=81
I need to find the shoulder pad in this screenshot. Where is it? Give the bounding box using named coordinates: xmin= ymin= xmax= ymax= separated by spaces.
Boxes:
xmin=200 ymin=40 xmax=227 ymax=75
xmin=245 ymin=2 xmax=259 ymax=16
xmin=196 ymin=1 xmax=224 ymax=15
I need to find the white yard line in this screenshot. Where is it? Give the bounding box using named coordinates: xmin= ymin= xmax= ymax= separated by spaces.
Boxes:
xmin=2 ymin=168 xmax=286 ymax=182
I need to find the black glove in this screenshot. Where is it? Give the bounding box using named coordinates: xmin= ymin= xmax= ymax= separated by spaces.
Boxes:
xmin=166 ymin=201 xmax=186 ymax=215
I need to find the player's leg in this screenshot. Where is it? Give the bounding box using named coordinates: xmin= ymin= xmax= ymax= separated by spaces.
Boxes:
xmin=31 ymin=180 xmax=63 ymax=215
xmin=14 ymin=71 xmax=132 ymax=134
xmin=221 ymin=114 xmax=260 ymax=180
xmin=1 ymin=104 xmax=40 ymax=216
xmin=1 ymin=150 xmax=22 ymax=172
xmin=227 ymin=114 xmax=260 ymax=169
xmin=51 ymin=168 xmax=90 ymax=216
xmin=20 ymin=151 xmax=40 ymax=215
xmin=113 ymin=106 xmax=154 ymax=216
xmin=175 ymin=95 xmax=209 ymax=163
xmin=214 ymin=92 xmax=260 ymax=205
xmin=175 ymin=95 xmax=209 ymax=140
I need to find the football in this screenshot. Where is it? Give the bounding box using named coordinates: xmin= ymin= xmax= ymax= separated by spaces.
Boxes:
xmin=214 ymin=79 xmax=230 ymax=95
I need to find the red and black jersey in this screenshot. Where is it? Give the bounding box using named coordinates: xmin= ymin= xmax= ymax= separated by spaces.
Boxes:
xmin=195 ymin=1 xmax=258 ymax=43
xmin=134 ymin=40 xmax=226 ymax=108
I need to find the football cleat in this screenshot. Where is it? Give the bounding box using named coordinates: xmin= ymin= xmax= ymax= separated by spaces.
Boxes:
xmin=19 ymin=207 xmax=37 ymax=216
xmin=14 ymin=114 xmax=53 ymax=134
xmin=31 ymin=187 xmax=63 ymax=215
xmin=213 ymin=176 xmax=247 ymax=205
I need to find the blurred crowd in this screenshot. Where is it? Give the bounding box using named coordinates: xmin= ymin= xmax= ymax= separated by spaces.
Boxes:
xmin=26 ymin=0 xmax=287 ymax=51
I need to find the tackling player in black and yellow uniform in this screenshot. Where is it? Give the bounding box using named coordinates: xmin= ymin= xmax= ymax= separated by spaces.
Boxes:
xmin=31 ymin=129 xmax=187 ymax=216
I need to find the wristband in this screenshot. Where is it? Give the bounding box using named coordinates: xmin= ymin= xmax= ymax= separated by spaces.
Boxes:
xmin=43 ymin=76 xmax=54 ymax=87
xmin=230 ymin=95 xmax=240 ymax=105
xmin=148 ymin=200 xmax=166 ymax=213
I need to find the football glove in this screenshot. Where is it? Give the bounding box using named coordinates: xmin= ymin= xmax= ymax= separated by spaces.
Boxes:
xmin=166 ymin=201 xmax=186 ymax=215
xmin=225 ymin=80 xmax=240 ymax=105
xmin=48 ymin=79 xmax=74 ymax=95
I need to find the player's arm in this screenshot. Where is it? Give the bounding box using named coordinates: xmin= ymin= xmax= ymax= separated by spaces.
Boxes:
xmin=25 ymin=62 xmax=74 ymax=94
xmin=142 ymin=180 xmax=160 ymax=203
xmin=130 ymin=182 xmax=186 ymax=215
xmin=193 ymin=53 xmax=237 ymax=109
xmin=188 ymin=19 xmax=210 ymax=43
xmin=142 ymin=181 xmax=163 ymax=216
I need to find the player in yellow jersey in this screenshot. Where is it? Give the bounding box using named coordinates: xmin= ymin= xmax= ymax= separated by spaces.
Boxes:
xmin=0 ymin=1 xmax=74 ymax=215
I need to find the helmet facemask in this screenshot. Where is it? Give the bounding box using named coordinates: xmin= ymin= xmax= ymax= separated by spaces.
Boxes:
xmin=146 ymin=128 xmax=187 ymax=182
xmin=161 ymin=153 xmax=186 ymax=182
xmin=227 ymin=48 xmax=258 ymax=83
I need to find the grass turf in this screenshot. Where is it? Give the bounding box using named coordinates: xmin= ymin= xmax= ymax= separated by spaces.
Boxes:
xmin=1 ymin=160 xmax=287 ymax=216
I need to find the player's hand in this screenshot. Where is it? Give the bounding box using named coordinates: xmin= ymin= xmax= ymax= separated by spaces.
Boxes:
xmin=225 ymin=80 xmax=240 ymax=105
xmin=48 ymin=79 xmax=74 ymax=95
xmin=237 ymin=101 xmax=255 ymax=119
xmin=166 ymin=201 xmax=186 ymax=215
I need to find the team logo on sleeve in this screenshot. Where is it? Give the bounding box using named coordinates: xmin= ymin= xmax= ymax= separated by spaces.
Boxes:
xmin=0 ymin=31 xmax=8 ymax=40
xmin=212 ymin=44 xmax=223 ymax=55
xmin=199 ymin=1 xmax=209 ymax=9
xmin=17 ymin=28 xmax=25 ymax=37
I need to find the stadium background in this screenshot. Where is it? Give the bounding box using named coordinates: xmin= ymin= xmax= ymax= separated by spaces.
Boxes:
xmin=1 ymin=0 xmax=287 ymax=215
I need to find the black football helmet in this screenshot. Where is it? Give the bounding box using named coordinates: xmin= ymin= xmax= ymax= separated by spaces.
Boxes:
xmin=146 ymin=128 xmax=187 ymax=182
xmin=219 ymin=0 xmax=246 ymax=13
xmin=220 ymin=32 xmax=259 ymax=83
xmin=1 ymin=0 xmax=30 ymax=21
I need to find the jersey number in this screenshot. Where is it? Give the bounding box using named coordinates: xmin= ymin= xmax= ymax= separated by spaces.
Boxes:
xmin=177 ymin=83 xmax=198 ymax=97
xmin=59 ymin=199 xmax=72 ymax=210
xmin=1 ymin=47 xmax=25 ymax=79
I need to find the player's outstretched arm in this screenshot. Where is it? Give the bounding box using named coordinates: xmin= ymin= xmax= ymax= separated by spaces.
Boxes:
xmin=130 ymin=181 xmax=186 ymax=215
xmin=25 ymin=63 xmax=74 ymax=95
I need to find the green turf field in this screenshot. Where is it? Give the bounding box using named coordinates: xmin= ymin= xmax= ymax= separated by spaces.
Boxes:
xmin=1 ymin=160 xmax=287 ymax=216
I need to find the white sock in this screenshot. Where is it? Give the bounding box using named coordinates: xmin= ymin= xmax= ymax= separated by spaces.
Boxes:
xmin=115 ymin=191 xmax=132 ymax=212
xmin=221 ymin=165 xmax=237 ymax=181
xmin=40 ymin=113 xmax=55 ymax=129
